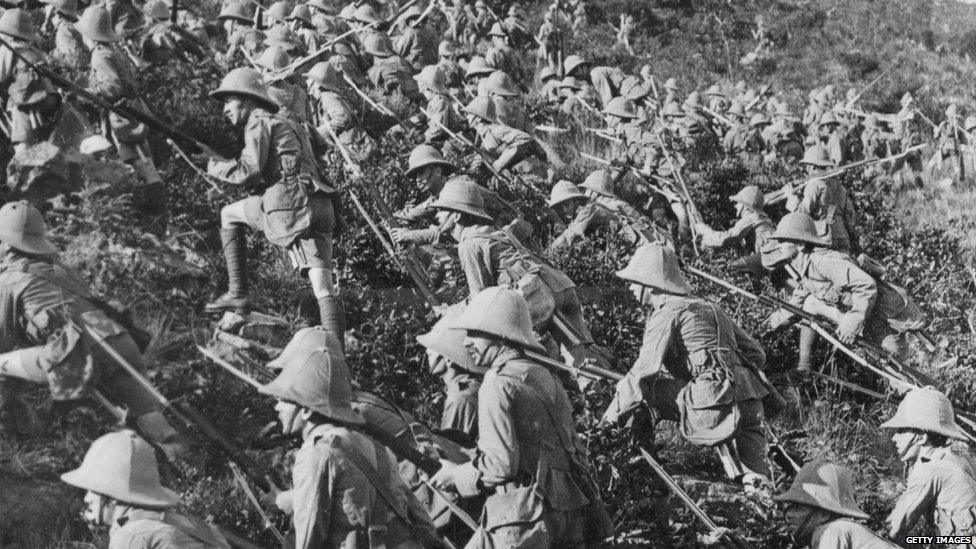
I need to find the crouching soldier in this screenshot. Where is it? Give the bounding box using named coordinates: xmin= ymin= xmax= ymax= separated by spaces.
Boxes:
xmin=257 ymin=328 xmax=442 ymax=548
xmin=430 ymin=287 xmax=611 ymax=548
xmin=462 ymin=96 xmax=548 ymax=182
xmin=61 ymin=430 xmax=231 ymax=548
xmin=304 ymin=61 xmax=375 ymax=161
xmin=881 ymin=386 xmax=976 ymax=543
xmin=695 ymin=185 xmax=775 ymax=277
xmin=763 ymin=213 xmax=906 ymax=372
xmin=0 ymin=202 xmax=185 ymax=459
xmin=429 ymin=178 xmax=602 ymax=369
xmin=774 ymin=459 xmax=896 ymax=549
xmin=603 ymin=243 xmax=772 ymax=493
xmin=199 ymin=68 xmax=345 ymax=344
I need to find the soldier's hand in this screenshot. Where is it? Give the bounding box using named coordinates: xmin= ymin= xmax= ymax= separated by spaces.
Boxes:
xmin=429 ymin=459 xmax=460 ymax=491
xmin=388 ymin=228 xmax=409 ymax=243
xmin=767 ymin=309 xmax=795 ymax=330
xmin=835 ymin=313 xmax=863 ymax=344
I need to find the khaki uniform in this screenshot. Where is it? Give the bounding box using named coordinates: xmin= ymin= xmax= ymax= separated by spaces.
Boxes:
xmin=394 ymin=25 xmax=434 ymax=68
xmin=313 ymin=90 xmax=374 ymax=161
xmin=140 ymin=21 xmax=203 ymax=64
xmin=0 ymin=253 xmax=159 ymax=414
xmin=723 ymin=123 xmax=764 ymax=158
xmin=888 ymin=445 xmax=976 ymax=545
xmin=107 ymin=0 xmax=143 ymax=37
xmin=209 ymin=107 xmax=336 ymax=271
xmin=268 ymin=80 xmax=311 ymax=125
xmin=699 ymin=209 xmax=775 ymax=270
xmin=588 ymin=66 xmax=644 ymax=107
xmin=492 ymin=95 xmax=531 ymax=133
xmin=423 ymin=92 xmax=460 ymax=147
xmin=53 ymin=18 xmax=89 ymax=68
xmin=0 ymin=43 xmax=59 ymax=145
xmin=109 ymin=509 xmax=231 ymax=549
xmin=477 ymin=123 xmax=545 ymax=178
xmin=286 ymin=423 xmax=437 ymax=548
xmin=810 ymin=519 xmax=897 ymax=549
xmin=368 ymin=55 xmax=420 ymax=101
xmin=548 ymin=200 xmax=673 ymax=252
xmin=787 ymin=177 xmax=857 ymax=253
xmin=484 ymin=44 xmax=522 ymax=82
xmin=436 ymin=58 xmax=464 ymax=91
xmin=351 ymin=391 xmax=476 ymax=531
xmin=451 ymin=348 xmax=607 ymax=548
xmin=604 ymin=294 xmax=770 ymax=476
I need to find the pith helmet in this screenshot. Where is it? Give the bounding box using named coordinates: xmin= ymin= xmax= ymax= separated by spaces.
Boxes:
xmin=772 ymin=212 xmax=828 ymax=246
xmin=705 ymin=84 xmax=723 ymax=97
xmin=462 ymin=95 xmax=496 ymax=124
xmin=464 ymin=56 xmax=493 ymax=79
xmin=353 ymin=4 xmax=380 ymax=24
xmin=261 ymin=327 xmax=366 ymax=425
xmin=218 ymin=0 xmax=252 ymax=23
xmin=60 ymin=430 xmax=179 ymax=508
xmin=0 ymin=9 xmax=40 ymax=42
xmin=664 ymin=77 xmax=678 ymax=90
xmin=417 ymin=303 xmax=484 ymax=374
xmin=616 ymin=243 xmax=693 ymax=294
xmin=581 ymin=169 xmax=616 ymax=198
xmin=397 ymin=5 xmax=422 ymax=24
xmin=338 ymin=3 xmax=356 ymax=20
xmin=965 ymin=117 xmax=976 ymax=133
xmin=414 ymin=65 xmax=448 ymax=94
xmin=75 ymin=5 xmax=120 ymax=42
xmin=604 ymin=96 xmax=637 ymax=119
xmin=363 ymin=33 xmax=393 ymax=57
xmin=449 ymin=287 xmax=547 ymax=354
xmin=287 ymin=4 xmax=313 ymax=26
xmin=50 ymin=0 xmax=79 ymax=20
xmin=146 ymin=0 xmax=169 ymax=20
xmin=438 ymin=40 xmax=457 ymax=58
xmin=563 ymin=54 xmax=588 ymax=76
xmin=880 ymin=386 xmax=968 ymax=440
xmin=210 ymin=67 xmax=278 ymax=112
xmin=254 ymin=45 xmax=291 ymax=72
xmin=547 ymin=180 xmax=587 ymax=207
xmin=266 ymin=1 xmax=289 ymax=23
xmin=800 ymin=144 xmax=834 ymax=167
xmin=307 ymin=0 xmax=334 ymax=14
xmin=487 ymin=22 xmax=506 ymax=37
xmin=484 ymin=70 xmax=519 ymax=97
xmin=559 ymin=76 xmax=582 ymax=90
xmin=305 ymin=61 xmax=339 ymax=92
xmin=775 ymin=102 xmax=797 ymax=120
xmin=729 ymin=185 xmax=764 ymax=211
xmin=264 ymin=26 xmax=300 ymax=49
xmin=818 ymin=111 xmax=840 ymax=128
xmin=431 ymin=177 xmax=493 ymax=221
xmin=405 ymin=144 xmax=456 ymax=177
xmin=539 ymin=66 xmax=557 ymax=82
xmin=749 ymin=113 xmax=770 ymax=128
xmin=773 ymin=459 xmax=869 ymax=519
xmin=0 ymin=201 xmax=56 ymax=255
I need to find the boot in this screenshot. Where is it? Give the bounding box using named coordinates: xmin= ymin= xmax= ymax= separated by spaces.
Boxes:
xmin=205 ymin=227 xmax=251 ymax=315
xmin=318 ymin=296 xmax=346 ymax=351
xmin=135 ymin=411 xmax=203 ymax=470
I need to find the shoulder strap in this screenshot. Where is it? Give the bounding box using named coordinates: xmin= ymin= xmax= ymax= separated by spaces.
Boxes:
xmin=21 ymin=260 xmax=94 ymax=302
xmin=337 ymin=439 xmax=409 ymax=524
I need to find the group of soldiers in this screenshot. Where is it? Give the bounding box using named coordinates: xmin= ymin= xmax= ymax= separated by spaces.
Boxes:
xmin=0 ymin=0 xmax=974 ymax=547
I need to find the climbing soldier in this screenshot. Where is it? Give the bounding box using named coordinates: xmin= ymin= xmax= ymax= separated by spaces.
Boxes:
xmin=46 ymin=0 xmax=89 ymax=68
xmin=430 ymin=287 xmax=612 ymax=548
xmin=139 ymin=0 xmax=205 ymax=65
xmin=0 ymin=202 xmax=187 ymax=460
xmin=695 ymin=185 xmax=775 ymax=277
xmin=603 ymin=243 xmax=773 ymax=494
xmin=305 ymin=61 xmax=375 ymax=162
xmin=61 ymin=430 xmax=232 ymax=548
xmin=785 ymin=144 xmax=859 ymax=254
xmin=413 ymin=65 xmax=461 ymax=150
xmin=199 ymin=68 xmax=345 ymax=344
xmin=462 ymin=95 xmax=548 ymax=181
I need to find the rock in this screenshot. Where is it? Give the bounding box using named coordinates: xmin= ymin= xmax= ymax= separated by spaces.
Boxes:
xmin=75 ymin=152 xmax=141 ymax=195
xmin=5 ymin=142 xmax=76 ymax=199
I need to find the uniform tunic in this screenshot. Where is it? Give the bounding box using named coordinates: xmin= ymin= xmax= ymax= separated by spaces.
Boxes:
xmin=110 ymin=509 xmax=231 ymax=549
xmin=423 ymin=92 xmax=459 ymax=146
xmin=810 ymin=519 xmax=897 ymax=549
xmin=367 ymin=55 xmax=420 ymax=101
xmin=787 ymin=177 xmax=858 ymax=253
xmin=313 ymin=90 xmax=374 ymax=161
xmin=492 ymin=95 xmax=531 ymax=133
xmin=451 ymin=348 xmax=606 ymax=548
xmin=53 ymin=18 xmax=88 ymax=68
xmin=603 ymin=294 xmax=770 ymax=475
xmin=288 ymin=423 xmax=437 ymax=548
xmin=888 ymin=445 xmax=976 ymax=544
xmin=548 ymin=200 xmax=671 ymax=252
xmin=0 ymin=42 xmax=58 ymax=144
xmin=699 ymin=209 xmax=775 ymax=255
xmin=484 ymin=44 xmax=521 ymax=82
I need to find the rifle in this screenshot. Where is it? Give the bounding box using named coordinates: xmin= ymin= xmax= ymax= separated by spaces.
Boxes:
xmin=805 ymin=369 xmax=886 ymax=399
xmin=763 ymin=144 xmax=926 ymax=205
xmin=585 ymin=127 xmax=622 ymax=143
xmin=686 ymin=266 xmax=976 ymax=444
xmin=580 ymin=151 xmax=682 ymax=204
xmin=484 ymin=5 xmax=514 ymax=46
xmin=344 ymin=74 xmax=418 ymax=130
xmin=229 ymin=463 xmax=286 ymax=545
xmin=744 ymin=83 xmax=771 ymax=112
xmin=702 ymin=106 xmax=733 ymax=126
xmin=846 ymin=67 xmax=892 ymax=107
xmin=84 ymin=328 xmax=280 ymax=493
xmin=638 ymin=447 xmax=755 ymax=549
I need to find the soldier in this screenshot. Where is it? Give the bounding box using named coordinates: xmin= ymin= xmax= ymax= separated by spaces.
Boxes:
xmin=483 ymin=70 xmax=532 ymax=132
xmin=199 ymin=68 xmax=345 ymax=343
xmin=774 ymin=459 xmax=897 ymax=549
xmin=785 ymin=144 xmax=859 ymax=254
xmin=258 ymin=328 xmax=441 ymax=548
xmin=584 ymin=169 xmax=681 ymax=244
xmin=0 ymin=9 xmax=61 ymax=153
xmin=461 ymin=96 xmax=547 ymax=180
xmin=695 ymin=185 xmax=775 ymax=277
xmin=816 ymin=111 xmax=849 ymax=166
xmin=430 ymin=287 xmax=611 ymax=548
xmin=416 ymin=304 xmax=484 ymax=440
xmin=139 ymin=0 xmax=205 ymax=65
xmin=106 ymin=0 xmax=144 ymax=39
xmin=429 ymin=178 xmax=600 ymax=368
xmin=253 ymin=45 xmax=311 ymax=125
xmin=484 ymin=23 xmax=523 ymax=83
xmin=602 ymin=244 xmax=772 ymax=493
xmin=538 ymin=66 xmax=561 ymax=101
xmin=414 ymin=65 xmax=461 ymax=149
xmin=287 ymin=4 xmax=320 ymax=53
xmin=546 ymin=179 xmax=674 ymax=253
xmin=47 ymin=0 xmax=89 ymax=68
xmin=502 ymin=4 xmax=531 ymax=48
xmin=61 ymin=430 xmax=231 ymax=549
xmin=393 ymin=5 xmax=435 ymax=68
xmin=78 ymin=5 xmax=165 ymax=218
xmin=216 ymin=1 xmax=260 ymax=68
xmin=435 ymin=40 xmax=464 ymax=92
xmin=305 ymin=61 xmax=375 ymax=161
xmin=463 ymin=55 xmax=493 ymax=98
xmin=263 ymin=25 xmax=304 ymax=56
xmin=0 ymin=202 xmax=185 ymax=457
xmin=763 ymin=213 xmax=907 ymax=372
xmin=264 ymin=1 xmax=290 ymax=30
xmin=881 ymin=386 xmax=976 ymax=542
xmin=363 ymin=33 xmax=421 ymax=102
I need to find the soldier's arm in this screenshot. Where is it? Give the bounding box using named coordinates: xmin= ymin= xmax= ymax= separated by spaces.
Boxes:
xmin=547 ymin=204 xmax=599 ymax=253
xmin=886 ymin=465 xmax=938 ymax=539
xmin=290 ymin=443 xmax=333 ymax=549
xmin=324 ymin=96 xmax=354 ymax=134
xmin=795 ymin=179 xmax=823 ymax=216
xmin=697 ymin=215 xmax=754 ymax=248
xmin=452 ymin=374 xmax=518 ymax=495
xmin=208 ymin=116 xmax=269 ymax=187
xmin=423 ymin=98 xmax=449 ymax=143
xmin=602 ymin=309 xmax=676 ymax=424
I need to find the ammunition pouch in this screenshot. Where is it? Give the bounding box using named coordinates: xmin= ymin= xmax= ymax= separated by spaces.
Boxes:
xmin=678 ymin=363 xmax=740 ymax=447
